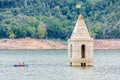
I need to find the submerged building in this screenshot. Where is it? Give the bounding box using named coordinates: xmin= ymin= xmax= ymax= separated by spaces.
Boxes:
xmin=68 ymin=14 xmax=93 ymax=66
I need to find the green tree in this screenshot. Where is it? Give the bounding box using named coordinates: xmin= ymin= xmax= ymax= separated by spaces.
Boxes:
xmin=36 ymin=22 xmax=47 ymax=39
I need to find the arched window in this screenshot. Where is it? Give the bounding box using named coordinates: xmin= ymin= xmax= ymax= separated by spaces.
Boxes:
xmin=81 ymin=44 xmax=85 ymax=58
xmin=70 ymin=44 xmax=72 ymax=58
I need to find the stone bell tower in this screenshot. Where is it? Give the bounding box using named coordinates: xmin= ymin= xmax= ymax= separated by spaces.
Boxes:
xmin=68 ymin=14 xmax=93 ymax=66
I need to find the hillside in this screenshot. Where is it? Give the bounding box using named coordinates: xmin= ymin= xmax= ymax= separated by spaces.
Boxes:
xmin=0 ymin=0 xmax=120 ymax=39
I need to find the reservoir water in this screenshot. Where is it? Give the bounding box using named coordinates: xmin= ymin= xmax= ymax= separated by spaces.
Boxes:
xmin=0 ymin=49 xmax=120 ymax=80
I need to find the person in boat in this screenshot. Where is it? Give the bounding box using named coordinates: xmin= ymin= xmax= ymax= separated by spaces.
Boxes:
xmin=22 ymin=62 xmax=24 ymax=65
xmin=18 ymin=62 xmax=21 ymax=65
xmin=18 ymin=62 xmax=24 ymax=66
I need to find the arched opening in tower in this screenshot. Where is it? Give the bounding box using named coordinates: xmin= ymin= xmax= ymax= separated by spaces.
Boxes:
xmin=81 ymin=44 xmax=85 ymax=58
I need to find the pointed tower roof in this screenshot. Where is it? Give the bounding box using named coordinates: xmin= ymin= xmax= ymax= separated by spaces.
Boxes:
xmin=70 ymin=14 xmax=91 ymax=40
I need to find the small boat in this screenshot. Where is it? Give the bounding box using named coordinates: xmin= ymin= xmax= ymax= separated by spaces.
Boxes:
xmin=13 ymin=62 xmax=28 ymax=67
xmin=13 ymin=64 xmax=28 ymax=67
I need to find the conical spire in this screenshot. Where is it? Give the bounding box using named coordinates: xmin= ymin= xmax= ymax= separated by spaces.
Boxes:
xmin=70 ymin=14 xmax=91 ymax=40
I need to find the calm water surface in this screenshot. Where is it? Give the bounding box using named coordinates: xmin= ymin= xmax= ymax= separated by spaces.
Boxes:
xmin=0 ymin=49 xmax=120 ymax=80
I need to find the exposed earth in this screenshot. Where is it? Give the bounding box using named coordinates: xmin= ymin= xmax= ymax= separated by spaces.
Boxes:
xmin=94 ymin=39 xmax=120 ymax=49
xmin=0 ymin=38 xmax=67 ymax=49
xmin=0 ymin=38 xmax=120 ymax=49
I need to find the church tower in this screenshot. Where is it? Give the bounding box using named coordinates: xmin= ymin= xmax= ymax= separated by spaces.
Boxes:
xmin=68 ymin=14 xmax=93 ymax=66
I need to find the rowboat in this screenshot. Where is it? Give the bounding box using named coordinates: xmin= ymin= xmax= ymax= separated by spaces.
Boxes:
xmin=13 ymin=64 xmax=28 ymax=67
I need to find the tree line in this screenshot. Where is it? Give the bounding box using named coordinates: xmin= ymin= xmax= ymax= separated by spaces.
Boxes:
xmin=0 ymin=0 xmax=120 ymax=39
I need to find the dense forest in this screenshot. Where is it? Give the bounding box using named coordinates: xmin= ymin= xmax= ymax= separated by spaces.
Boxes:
xmin=0 ymin=0 xmax=120 ymax=39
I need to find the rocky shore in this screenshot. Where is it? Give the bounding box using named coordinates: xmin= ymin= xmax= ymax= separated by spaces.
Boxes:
xmin=0 ymin=38 xmax=120 ymax=49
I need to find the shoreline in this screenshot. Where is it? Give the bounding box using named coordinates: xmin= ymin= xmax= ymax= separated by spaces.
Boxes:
xmin=0 ymin=38 xmax=120 ymax=50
